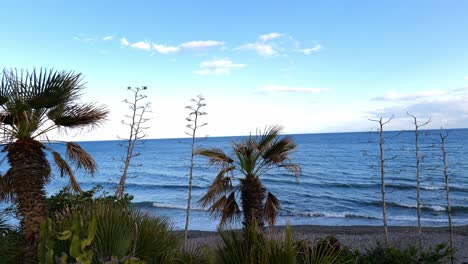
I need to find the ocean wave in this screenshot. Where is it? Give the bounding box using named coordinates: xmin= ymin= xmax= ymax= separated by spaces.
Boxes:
xmin=300 ymin=181 xmax=467 ymax=192
xmin=282 ymin=211 xmax=379 ymax=220
xmin=151 ymin=202 xmax=208 ymax=211
xmin=363 ymin=201 xmax=468 ymax=213
xmin=282 ymin=210 xmax=468 ymax=224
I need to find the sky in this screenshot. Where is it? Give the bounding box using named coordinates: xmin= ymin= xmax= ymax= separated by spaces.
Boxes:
xmin=1 ymin=0 xmax=468 ymax=141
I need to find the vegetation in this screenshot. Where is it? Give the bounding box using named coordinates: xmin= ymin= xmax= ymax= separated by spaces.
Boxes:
xmin=116 ymin=86 xmax=151 ymax=199
xmin=0 ymin=68 xmax=462 ymax=263
xmin=341 ymin=242 xmax=453 ymax=264
xmin=439 ymin=128 xmax=455 ymax=264
xmin=184 ymin=95 xmax=207 ymax=241
xmin=0 ymin=68 xmax=107 ymax=259
xmin=197 ymin=126 xmax=300 ymax=231
xmin=407 ymin=112 xmax=431 ymax=254
xmin=0 ymin=215 xmax=24 ymax=263
xmin=369 ymin=116 xmax=393 ymax=246
xmin=39 ymin=201 xmax=178 ymax=263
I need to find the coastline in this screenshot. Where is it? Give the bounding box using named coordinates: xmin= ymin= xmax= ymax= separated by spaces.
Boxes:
xmin=182 ymin=225 xmax=468 ymax=261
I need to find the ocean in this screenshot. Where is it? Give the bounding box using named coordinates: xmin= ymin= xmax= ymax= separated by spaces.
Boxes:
xmin=3 ymin=129 xmax=468 ymax=231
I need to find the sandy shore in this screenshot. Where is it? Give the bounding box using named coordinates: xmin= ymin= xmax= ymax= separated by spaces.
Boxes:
xmin=182 ymin=225 xmax=468 ymax=263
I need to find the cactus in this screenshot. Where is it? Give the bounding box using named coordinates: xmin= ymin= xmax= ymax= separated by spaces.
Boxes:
xmin=56 ymin=214 xmax=97 ymax=264
xmin=38 ymin=214 xmax=97 ymax=264
xmin=38 ymin=218 xmax=55 ymax=264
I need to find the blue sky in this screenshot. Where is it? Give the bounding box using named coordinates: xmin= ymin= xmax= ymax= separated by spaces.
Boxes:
xmin=2 ymin=0 xmax=468 ymax=140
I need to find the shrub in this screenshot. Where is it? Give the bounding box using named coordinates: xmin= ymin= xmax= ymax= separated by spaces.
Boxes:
xmin=0 ymin=228 xmax=24 ymax=263
xmin=214 ymin=225 xmax=346 ymax=264
xmin=174 ymin=245 xmax=214 ymax=264
xmin=348 ymin=242 xmax=453 ymax=264
xmin=53 ymin=202 xmax=178 ymax=263
xmin=47 ymin=185 xmax=133 ymax=218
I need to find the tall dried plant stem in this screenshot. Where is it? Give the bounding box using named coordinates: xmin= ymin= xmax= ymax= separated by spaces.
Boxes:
xmin=184 ymin=95 xmax=207 ymax=241
xmin=369 ymin=116 xmax=393 ymax=246
xmin=116 ymin=86 xmax=150 ymax=198
xmin=407 ymin=112 xmax=430 ymax=255
xmin=440 ymin=128 xmax=454 ymax=264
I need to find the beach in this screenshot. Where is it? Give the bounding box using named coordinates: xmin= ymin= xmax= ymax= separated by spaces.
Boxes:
xmin=184 ymin=225 xmax=468 ymax=262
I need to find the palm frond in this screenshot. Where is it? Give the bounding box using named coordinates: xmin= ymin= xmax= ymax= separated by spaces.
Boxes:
xmin=220 ymin=191 xmax=241 ymax=226
xmin=198 ymin=166 xmax=235 ymax=208
xmin=264 ymin=192 xmax=281 ymax=226
xmin=196 ymin=148 xmax=233 ymax=166
xmin=25 ymin=68 xmax=82 ymax=109
xmin=49 ymin=103 xmax=108 ymax=129
xmin=51 ymin=151 xmax=82 ymax=193
xmin=262 ymin=136 xmax=297 ymax=164
xmin=279 ymin=161 xmax=301 ymax=177
xmin=66 ymin=142 xmax=97 ymax=175
xmin=233 ymin=140 xmax=258 ymax=177
xmin=256 ymin=125 xmax=283 ymax=152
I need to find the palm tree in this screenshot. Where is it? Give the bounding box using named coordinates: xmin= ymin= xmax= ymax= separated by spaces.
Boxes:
xmin=0 ymin=68 xmax=107 ymax=257
xmin=197 ymin=126 xmax=300 ymax=231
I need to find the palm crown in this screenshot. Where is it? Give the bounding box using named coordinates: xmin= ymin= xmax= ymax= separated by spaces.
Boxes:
xmin=197 ymin=126 xmax=300 ymax=229
xmin=0 ymin=68 xmax=108 ymax=193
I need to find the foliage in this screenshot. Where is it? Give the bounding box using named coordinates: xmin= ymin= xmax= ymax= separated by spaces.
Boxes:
xmin=0 ymin=217 xmax=24 ymax=263
xmin=0 ymin=68 xmax=107 ymax=260
xmin=295 ymin=236 xmax=351 ymax=264
xmin=38 ymin=214 xmax=97 ymax=264
xmin=53 ymin=202 xmax=178 ymax=263
xmin=197 ymin=126 xmax=300 ymax=229
xmin=214 ymin=224 xmax=344 ymax=264
xmin=174 ymin=245 xmax=214 ymax=264
xmin=344 ymin=242 xmax=453 ymax=264
xmin=47 ymin=185 xmax=133 ymax=218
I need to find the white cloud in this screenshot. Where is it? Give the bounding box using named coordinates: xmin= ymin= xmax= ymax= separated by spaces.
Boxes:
xmin=73 ymin=35 xmax=94 ymax=43
xmin=102 ymin=36 xmax=113 ymax=41
xmin=238 ymin=43 xmax=275 ymax=56
xmin=120 ymin=38 xmax=129 ymax=46
xmin=464 ymin=76 xmax=468 ymax=80
xmin=299 ymin=44 xmax=322 ymax=55
xmin=179 ymin=40 xmax=224 ymax=50
xmin=237 ymin=32 xmax=286 ymax=56
xmin=262 ymin=85 xmax=328 ymax=94
xmin=259 ymin=32 xmax=283 ymax=42
xmin=372 ymin=90 xmax=446 ymax=101
xmin=130 ymin=41 xmax=151 ymax=51
xmin=120 ymin=36 xmax=224 ymax=54
xmin=194 ymin=59 xmax=245 ymax=75
xmin=153 ymin=44 xmax=180 ymax=54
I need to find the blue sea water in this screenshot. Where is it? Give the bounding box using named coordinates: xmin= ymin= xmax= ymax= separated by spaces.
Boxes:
xmin=2 ymin=129 xmax=468 ymax=231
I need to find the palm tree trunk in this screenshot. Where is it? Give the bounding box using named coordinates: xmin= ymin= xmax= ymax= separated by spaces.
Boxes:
xmin=4 ymin=139 xmax=50 ymax=261
xmin=240 ymin=177 xmax=266 ymax=232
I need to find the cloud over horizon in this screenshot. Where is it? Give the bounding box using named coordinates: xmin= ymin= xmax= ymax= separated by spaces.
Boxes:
xmin=369 ymin=87 xmax=468 ymax=129
xmin=371 ymin=90 xmax=446 ymax=101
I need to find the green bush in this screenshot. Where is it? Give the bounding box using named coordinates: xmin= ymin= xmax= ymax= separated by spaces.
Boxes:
xmin=47 ymin=185 xmax=133 ymax=218
xmin=345 ymin=242 xmax=453 ymax=264
xmin=214 ymin=225 xmax=346 ymax=264
xmin=173 ymin=245 xmax=214 ymax=264
xmin=0 ymin=229 xmax=24 ymax=263
xmin=53 ymin=202 xmax=178 ymax=263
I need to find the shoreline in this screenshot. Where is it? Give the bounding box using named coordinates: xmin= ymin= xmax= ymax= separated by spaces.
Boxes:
xmin=181 ymin=225 xmax=468 ymax=262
